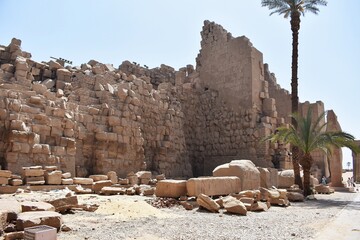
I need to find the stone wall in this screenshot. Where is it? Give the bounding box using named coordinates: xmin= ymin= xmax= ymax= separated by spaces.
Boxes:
xmin=0 ymin=21 xmax=339 ymax=179
xmin=353 ymin=140 xmax=360 ymax=182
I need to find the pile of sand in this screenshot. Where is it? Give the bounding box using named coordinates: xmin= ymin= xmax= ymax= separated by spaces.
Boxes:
xmin=95 ymin=199 xmax=178 ymax=220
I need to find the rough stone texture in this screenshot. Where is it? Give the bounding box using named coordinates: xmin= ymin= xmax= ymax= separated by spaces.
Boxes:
xmin=16 ymin=211 xmax=62 ymax=231
xmin=47 ymin=196 xmax=78 ymax=212
xmin=278 ymin=170 xmax=295 ymax=188
xmin=21 ymin=201 xmax=55 ymax=212
xmin=155 ymin=180 xmax=187 ymax=198
xmin=107 ymin=171 xmax=118 ymax=184
xmin=222 ymin=196 xmax=247 ymax=215
xmin=44 ymin=170 xmax=62 ymax=185
xmin=196 ymin=193 xmax=220 ymax=213
xmin=286 ymin=192 xmax=305 ymax=202
xmin=89 ymin=175 xmax=108 ymax=182
xmin=73 ymin=177 xmax=93 ymax=185
xmin=314 ymin=185 xmax=335 ymax=194
xmin=326 ymin=110 xmax=343 ymax=187
xmin=0 ymin=22 xmax=342 ymax=180
xmin=0 ymin=199 xmax=21 ymax=221
xmin=213 ymin=160 xmax=260 ymax=191
xmin=92 ymin=180 xmax=112 ymax=193
xmin=0 ymin=170 xmax=11 ymax=178
xmin=186 ymin=176 xmax=241 ymax=197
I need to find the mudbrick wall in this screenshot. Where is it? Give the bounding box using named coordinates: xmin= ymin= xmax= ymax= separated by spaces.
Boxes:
xmin=0 ymin=20 xmax=342 ymax=178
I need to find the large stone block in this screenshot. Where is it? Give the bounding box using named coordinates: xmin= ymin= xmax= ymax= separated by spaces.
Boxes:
xmin=22 ymin=168 xmax=45 ymax=177
xmin=73 ymin=177 xmax=93 ymax=185
xmin=196 ymin=193 xmax=220 ymax=213
xmin=89 ymin=175 xmax=108 ymax=182
xmin=45 ymin=171 xmax=62 ymax=185
xmin=47 ymin=196 xmax=78 ymax=213
xmin=213 ymin=160 xmax=260 ymax=191
xmin=0 ymin=177 xmax=9 ymax=185
xmin=21 ymin=201 xmax=55 ymax=212
xmin=92 ymin=180 xmax=112 ymax=193
xmin=155 ymin=180 xmax=187 ymax=198
xmin=186 ymin=176 xmax=241 ymax=197
xmin=0 ymin=199 xmax=21 ymax=221
xmin=278 ymin=170 xmax=295 ymax=188
xmin=16 ymin=211 xmax=62 ymax=231
xmin=0 ymin=170 xmax=12 ymax=178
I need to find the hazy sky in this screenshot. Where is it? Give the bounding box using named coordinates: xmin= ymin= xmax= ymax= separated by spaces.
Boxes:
xmin=1 ymin=0 xmax=359 ymax=168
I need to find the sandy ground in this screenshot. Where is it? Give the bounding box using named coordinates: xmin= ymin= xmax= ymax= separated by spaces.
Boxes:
xmin=1 ymin=173 xmax=359 ymax=240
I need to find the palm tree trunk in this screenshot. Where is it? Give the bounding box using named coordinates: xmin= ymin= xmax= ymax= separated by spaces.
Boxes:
xmin=290 ymin=11 xmax=303 ymax=189
xmin=301 ymin=153 xmax=313 ymax=197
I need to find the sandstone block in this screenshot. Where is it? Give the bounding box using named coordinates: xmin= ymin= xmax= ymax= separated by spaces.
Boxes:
xmin=136 ymin=171 xmax=152 ymax=179
xmin=73 ymin=177 xmax=93 ymax=185
xmin=61 ymin=179 xmax=73 ymax=185
xmin=213 ymin=160 xmax=260 ymax=191
xmin=186 ymin=176 xmax=241 ymax=197
xmin=21 ymin=201 xmax=55 ymax=212
xmin=16 ymin=211 xmax=62 ymax=231
xmin=222 ymin=196 xmax=247 ymax=215
xmin=155 ymin=180 xmax=187 ymax=198
xmin=315 ymin=184 xmax=335 ymax=194
xmin=89 ymin=175 xmax=108 ymax=182
xmin=251 ymin=201 xmax=269 ymax=212
xmin=196 ymin=193 xmax=220 ymax=213
xmin=62 ymin=172 xmax=71 ymax=179
xmin=45 ymin=171 xmax=62 ymax=185
xmin=0 ymin=170 xmax=12 ymax=178
xmin=278 ymin=170 xmax=295 ymax=188
xmin=47 ymin=196 xmax=78 ymax=213
xmin=287 ymin=192 xmax=304 ymax=202
xmin=44 ymin=166 xmax=58 ymax=172
xmin=9 ymin=179 xmax=23 ymax=186
xmin=0 ymin=177 xmax=9 ymax=185
xmin=107 ymin=171 xmax=118 ymax=184
xmin=92 ymin=180 xmax=112 ymax=193
xmin=100 ymin=186 xmax=126 ymax=195
xmin=0 ymin=199 xmax=21 ymax=222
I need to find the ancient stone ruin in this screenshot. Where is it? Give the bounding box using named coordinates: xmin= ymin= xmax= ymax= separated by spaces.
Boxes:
xmin=0 ymin=20 xmax=348 ymax=184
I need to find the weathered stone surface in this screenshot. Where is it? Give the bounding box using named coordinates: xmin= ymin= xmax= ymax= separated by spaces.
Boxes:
xmin=9 ymin=179 xmax=22 ymax=186
xmin=73 ymin=177 xmax=93 ymax=185
xmin=107 ymin=171 xmax=118 ymax=184
xmin=136 ymin=171 xmax=152 ymax=179
xmin=100 ymin=186 xmax=126 ymax=195
xmin=92 ymin=180 xmax=112 ymax=193
xmin=186 ymin=176 xmax=241 ymax=197
xmin=0 ymin=170 xmax=12 ymax=178
xmin=286 ymin=192 xmax=304 ymax=202
xmin=61 ymin=178 xmax=73 ymax=185
xmin=62 ymin=172 xmax=71 ymax=179
xmin=47 ymin=196 xmax=78 ymax=212
xmin=4 ymin=231 xmax=25 ymax=240
xmin=251 ymin=201 xmax=269 ymax=212
xmin=21 ymin=201 xmax=55 ymax=212
xmin=222 ymin=196 xmax=247 ymax=215
xmin=16 ymin=211 xmax=62 ymax=231
xmin=0 ymin=200 xmax=21 ymax=222
xmin=278 ymin=170 xmax=295 ymax=188
xmin=89 ymin=175 xmax=108 ymax=182
xmin=196 ymin=194 xmax=220 ymax=213
xmin=45 ymin=171 xmax=62 ymax=185
xmin=155 ymin=180 xmax=187 ymax=198
xmin=0 ymin=177 xmax=9 ymax=185
xmin=22 ymin=168 xmax=45 ymax=177
xmin=315 ymin=184 xmax=335 ymax=194
xmin=213 ymin=160 xmax=260 ymax=191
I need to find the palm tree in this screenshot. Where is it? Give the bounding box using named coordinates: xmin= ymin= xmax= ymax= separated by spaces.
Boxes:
xmin=265 ymin=109 xmax=360 ymax=196
xmin=261 ymin=0 xmax=327 ymax=188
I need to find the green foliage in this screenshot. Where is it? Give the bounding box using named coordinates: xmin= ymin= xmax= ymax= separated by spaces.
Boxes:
xmin=264 ymin=108 xmax=360 ymax=156
xmin=261 ymin=0 xmax=328 ymax=18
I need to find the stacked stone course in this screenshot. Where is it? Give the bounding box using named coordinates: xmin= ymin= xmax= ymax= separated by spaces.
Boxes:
xmin=0 ymin=20 xmax=343 ymax=180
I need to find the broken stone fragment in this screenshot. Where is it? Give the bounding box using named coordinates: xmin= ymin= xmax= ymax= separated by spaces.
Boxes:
xmin=21 ymin=201 xmax=55 ymax=212
xmin=196 ymin=194 xmax=220 ymax=213
xmin=16 ymin=211 xmax=62 ymax=231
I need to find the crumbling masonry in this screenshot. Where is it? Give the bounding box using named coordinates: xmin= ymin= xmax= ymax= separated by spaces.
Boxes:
xmin=0 ymin=20 xmax=347 ymax=182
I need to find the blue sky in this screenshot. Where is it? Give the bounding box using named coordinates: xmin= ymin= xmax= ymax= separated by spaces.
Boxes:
xmin=1 ymin=0 xmax=359 ymax=168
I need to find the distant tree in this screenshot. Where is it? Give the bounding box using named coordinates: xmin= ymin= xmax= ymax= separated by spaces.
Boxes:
xmin=261 ymin=0 xmax=327 ymax=189
xmin=264 ymin=109 xmax=360 ymax=196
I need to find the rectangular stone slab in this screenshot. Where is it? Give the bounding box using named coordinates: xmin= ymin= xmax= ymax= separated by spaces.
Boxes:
xmin=155 ymin=180 xmax=187 ymax=198
xmin=186 ymin=176 xmax=241 ymax=197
